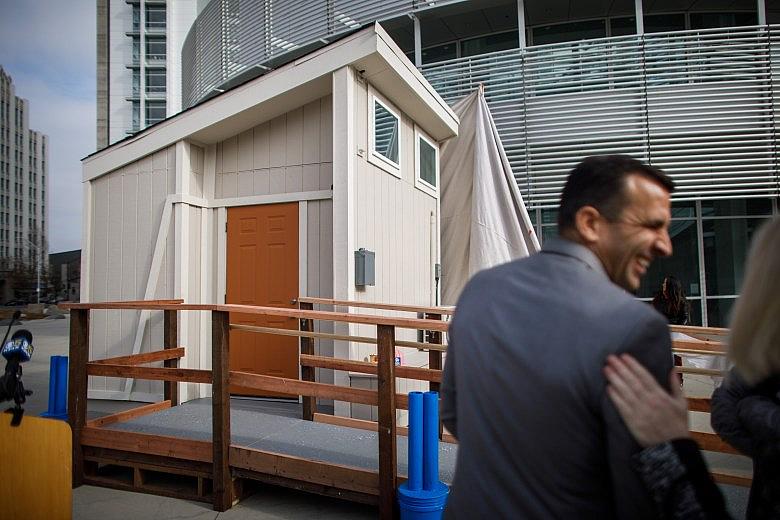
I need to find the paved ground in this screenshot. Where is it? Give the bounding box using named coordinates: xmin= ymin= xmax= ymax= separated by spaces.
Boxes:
xmin=4 ymin=316 xmax=750 ymax=518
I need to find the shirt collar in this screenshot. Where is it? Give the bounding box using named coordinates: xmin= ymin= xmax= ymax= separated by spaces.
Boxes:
xmin=541 ymin=237 xmax=609 ymax=279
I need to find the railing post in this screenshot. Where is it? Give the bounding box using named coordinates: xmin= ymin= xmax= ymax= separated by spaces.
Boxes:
xmin=164 ymin=309 xmax=178 ymax=406
xmin=299 ymin=301 xmax=317 ymax=421
xmin=377 ymin=324 xmax=397 ymax=520
xmin=212 ymin=310 xmax=232 ymax=511
xmin=425 ymin=312 xmax=444 ymax=439
xmin=68 ymin=308 xmax=90 ymax=488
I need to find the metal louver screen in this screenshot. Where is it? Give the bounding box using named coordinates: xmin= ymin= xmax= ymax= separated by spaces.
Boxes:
xmin=422 ymin=26 xmax=780 ymax=208
xmin=181 ymin=0 xmax=460 ymax=108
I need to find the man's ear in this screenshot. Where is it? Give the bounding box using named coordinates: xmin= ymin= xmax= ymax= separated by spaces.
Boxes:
xmin=574 ymin=206 xmax=602 ymax=245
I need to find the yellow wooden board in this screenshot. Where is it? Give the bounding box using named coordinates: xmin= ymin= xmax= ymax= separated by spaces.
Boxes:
xmin=0 ymin=414 xmax=72 ymax=519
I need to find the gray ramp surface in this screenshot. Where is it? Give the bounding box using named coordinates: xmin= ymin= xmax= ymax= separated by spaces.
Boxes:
xmin=106 ymin=398 xmax=458 ymax=483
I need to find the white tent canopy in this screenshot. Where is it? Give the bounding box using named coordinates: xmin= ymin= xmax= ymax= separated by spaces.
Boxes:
xmin=439 ymin=88 xmax=540 ymax=305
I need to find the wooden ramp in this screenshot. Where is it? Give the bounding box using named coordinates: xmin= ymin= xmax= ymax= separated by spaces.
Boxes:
xmin=80 ymin=398 xmax=457 ymax=506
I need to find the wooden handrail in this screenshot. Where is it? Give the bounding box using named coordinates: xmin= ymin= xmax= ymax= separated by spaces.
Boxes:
xmin=300 ymin=354 xmax=442 ymax=383
xmin=299 ymin=297 xmax=455 ymax=316
xmin=91 ymin=347 xmax=185 ymax=365
xmin=61 ymin=301 xmax=449 ymax=332
xmin=230 ymin=323 xmax=446 ymax=351
xmin=86 ymin=363 xmax=213 ymax=383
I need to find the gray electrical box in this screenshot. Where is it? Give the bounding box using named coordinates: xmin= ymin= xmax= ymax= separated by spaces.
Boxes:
xmin=355 ymin=248 xmax=375 ymax=286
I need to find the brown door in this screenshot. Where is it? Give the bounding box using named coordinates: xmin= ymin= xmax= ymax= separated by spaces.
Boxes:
xmin=226 ymin=203 xmax=299 ymax=396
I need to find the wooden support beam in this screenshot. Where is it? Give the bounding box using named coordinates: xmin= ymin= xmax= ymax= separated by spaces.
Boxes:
xmin=231 ymin=371 xmax=379 ymax=406
xmin=68 ymin=308 xmax=89 ymax=488
xmin=86 ymin=363 xmax=212 ymax=383
xmin=691 ymin=431 xmax=740 ymax=455
xmin=376 ymin=324 xmax=397 ymax=520
xmin=91 ymin=347 xmax=185 ymax=366
xmin=687 ymin=397 xmax=711 ymax=413
xmin=86 ymin=400 xmax=172 ymax=428
xmin=230 ymin=446 xmax=380 ymax=496
xmin=212 ymin=310 xmax=233 ymax=511
xmin=675 ymin=366 xmax=724 ymax=376
xmin=298 ymin=296 xmax=455 ymax=316
xmin=81 ymin=426 xmax=212 ymax=462
xmin=425 ymin=312 xmax=444 ymax=439
xmin=164 ymin=309 xmax=179 ymax=406
xmin=671 ymin=339 xmax=726 ymax=353
xmin=299 ymin=354 xmax=442 ymax=383
xmin=312 ymin=413 xmax=457 ymax=444
xmin=711 ymin=470 xmax=752 ymax=488
xmin=299 ymin=301 xmax=316 ymax=421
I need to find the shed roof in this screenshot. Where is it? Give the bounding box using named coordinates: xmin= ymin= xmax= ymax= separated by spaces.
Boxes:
xmin=83 ymin=23 xmax=459 ymax=182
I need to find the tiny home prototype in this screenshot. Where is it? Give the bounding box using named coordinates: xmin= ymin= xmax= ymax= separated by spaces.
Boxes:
xmin=80 ymin=24 xmax=459 ymax=410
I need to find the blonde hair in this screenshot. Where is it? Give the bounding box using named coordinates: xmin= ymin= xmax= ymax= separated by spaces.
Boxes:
xmin=728 ymin=216 xmax=780 ymax=384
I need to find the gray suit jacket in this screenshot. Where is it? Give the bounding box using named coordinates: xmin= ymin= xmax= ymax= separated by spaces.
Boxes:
xmin=441 ymin=237 xmax=673 ymax=519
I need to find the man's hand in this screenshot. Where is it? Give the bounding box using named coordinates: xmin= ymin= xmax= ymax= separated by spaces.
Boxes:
xmin=604 ymin=354 xmax=690 ymax=448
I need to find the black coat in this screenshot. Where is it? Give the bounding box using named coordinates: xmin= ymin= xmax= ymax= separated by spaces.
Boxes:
xmin=711 ymin=369 xmax=780 ymax=520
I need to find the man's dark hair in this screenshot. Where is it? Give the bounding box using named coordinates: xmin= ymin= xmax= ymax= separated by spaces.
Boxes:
xmin=557 ymin=155 xmax=675 ymax=231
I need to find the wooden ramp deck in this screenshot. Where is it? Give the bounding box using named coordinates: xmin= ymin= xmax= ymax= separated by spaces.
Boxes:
xmin=84 ymin=398 xmax=457 ymax=503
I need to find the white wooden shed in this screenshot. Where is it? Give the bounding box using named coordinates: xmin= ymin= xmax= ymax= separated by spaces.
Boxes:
xmin=80 ymin=24 xmax=459 ymax=408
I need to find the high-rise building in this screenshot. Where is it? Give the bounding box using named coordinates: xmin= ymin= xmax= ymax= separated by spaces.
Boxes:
xmin=0 ymin=67 xmax=49 ymax=302
xmin=96 ymin=0 xmax=199 ymax=148
xmin=97 ymin=0 xmax=780 ymax=326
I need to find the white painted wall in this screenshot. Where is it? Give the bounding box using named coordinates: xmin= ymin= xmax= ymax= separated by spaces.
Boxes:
xmin=87 ymin=146 xmax=177 ymax=400
xmin=332 ymin=67 xmax=441 ymax=421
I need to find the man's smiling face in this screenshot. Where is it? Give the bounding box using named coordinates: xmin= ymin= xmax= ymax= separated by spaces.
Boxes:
xmin=592 ymin=174 xmax=673 ymax=292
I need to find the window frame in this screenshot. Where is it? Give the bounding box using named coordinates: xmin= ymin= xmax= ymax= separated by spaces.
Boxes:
xmin=414 ymin=125 xmax=439 ymax=198
xmin=367 ymin=88 xmax=402 ymax=178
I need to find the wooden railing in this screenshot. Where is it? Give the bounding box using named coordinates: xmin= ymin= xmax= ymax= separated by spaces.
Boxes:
xmin=63 ymin=299 xmax=448 ymax=517
xmin=63 ymin=299 xmax=744 ymax=515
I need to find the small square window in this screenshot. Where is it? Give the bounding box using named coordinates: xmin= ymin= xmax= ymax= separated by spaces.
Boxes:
xmin=369 ymin=91 xmax=401 ymax=176
xmin=415 ymin=127 xmax=438 ymax=197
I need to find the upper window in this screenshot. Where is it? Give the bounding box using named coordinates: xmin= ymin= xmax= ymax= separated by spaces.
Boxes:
xmin=461 ymin=31 xmax=518 ymax=58
xmin=369 ymin=92 xmax=401 ymax=176
xmin=145 ymin=5 xmax=166 ymax=30
xmin=415 ymin=127 xmax=438 ymax=196
xmin=145 ymin=100 xmax=166 ymax=126
xmin=146 ymin=37 xmax=166 ymax=62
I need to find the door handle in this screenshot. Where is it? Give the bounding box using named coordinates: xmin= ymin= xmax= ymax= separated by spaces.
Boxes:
xmin=290 ymin=298 xmax=298 ymax=305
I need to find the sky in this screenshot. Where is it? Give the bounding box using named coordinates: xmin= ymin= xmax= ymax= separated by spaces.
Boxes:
xmin=0 ymin=0 xmax=95 ymax=253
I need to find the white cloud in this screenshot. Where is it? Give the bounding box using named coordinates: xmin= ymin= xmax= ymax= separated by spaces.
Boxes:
xmin=0 ymin=0 xmax=96 ymax=253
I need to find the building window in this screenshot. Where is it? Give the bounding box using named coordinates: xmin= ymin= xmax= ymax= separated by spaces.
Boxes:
xmin=610 ymin=17 xmax=637 ymax=37
xmin=131 ymin=4 xmax=140 ymax=31
xmin=145 ymin=101 xmax=166 ymax=125
xmin=690 ymin=12 xmax=757 ymax=30
xmin=368 ymin=92 xmax=401 ymax=176
xmin=532 ymin=19 xmax=607 ymax=46
xmin=644 ymin=14 xmax=686 ymax=34
xmin=145 ymin=37 xmax=166 ymax=62
xmin=145 ymin=5 xmax=166 ymax=30
xmin=132 ymin=101 xmax=140 ymax=130
xmin=414 ymin=126 xmax=438 ymax=196
xmin=422 ymin=42 xmax=458 ymax=65
xmin=145 ymin=68 xmax=166 ymax=94
xmin=132 ymin=36 xmax=140 ymax=64
xmin=132 ymin=69 xmax=140 ymax=96
xmin=461 ymin=31 xmax=518 ymax=58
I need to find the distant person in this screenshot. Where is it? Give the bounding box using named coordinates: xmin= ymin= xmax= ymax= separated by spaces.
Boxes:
xmin=441 ymin=155 xmax=675 ymax=519
xmin=711 ymin=217 xmax=780 ymax=519
xmin=603 ymin=217 xmax=780 ymax=519
xmin=652 ymin=276 xmax=690 ymax=326
xmin=652 ymin=275 xmax=691 ymax=379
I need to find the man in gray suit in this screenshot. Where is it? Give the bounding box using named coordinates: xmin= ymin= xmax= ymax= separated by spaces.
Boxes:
xmin=441 ymin=155 xmax=675 ymax=519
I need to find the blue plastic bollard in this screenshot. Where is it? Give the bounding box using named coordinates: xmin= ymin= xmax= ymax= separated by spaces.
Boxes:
xmin=407 ymin=392 xmax=424 ymax=491
xmin=398 ymin=390 xmax=449 ymax=520
xmin=422 ymin=391 xmax=439 ymax=491
xmin=40 ymin=355 xmax=68 ymax=420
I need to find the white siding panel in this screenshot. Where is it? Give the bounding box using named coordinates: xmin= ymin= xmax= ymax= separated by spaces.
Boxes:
xmin=286 ymin=107 xmax=303 ymax=166
xmin=253 ymin=169 xmax=270 ymax=195
xmin=303 ymin=100 xmax=321 ymax=164
xmin=237 ymin=170 xmax=254 ymax=197
xmin=285 ymin=165 xmax=303 ymax=193
xmin=222 ymin=136 xmax=238 ymax=174
xmin=253 ymin=122 xmax=270 ymax=169
xmin=238 ymin=129 xmax=253 ymax=171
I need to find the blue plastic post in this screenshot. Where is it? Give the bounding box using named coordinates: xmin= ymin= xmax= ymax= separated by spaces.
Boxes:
xmin=407 ymin=391 xmax=424 ymax=491
xmin=423 ymin=391 xmax=439 ymax=491
xmin=41 ymin=355 xmax=68 ymax=420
